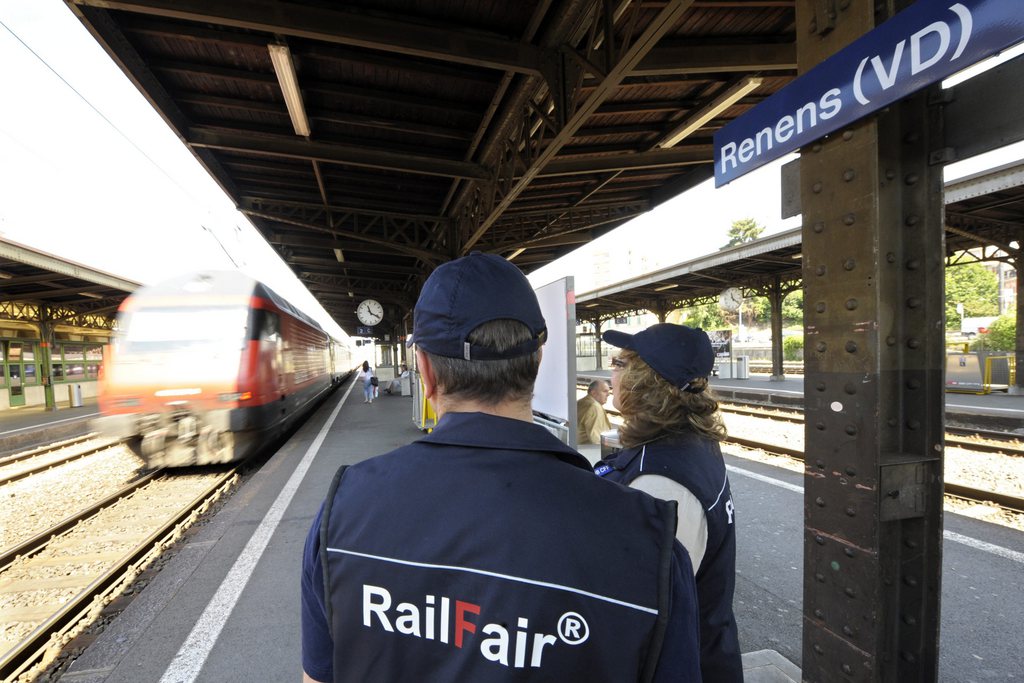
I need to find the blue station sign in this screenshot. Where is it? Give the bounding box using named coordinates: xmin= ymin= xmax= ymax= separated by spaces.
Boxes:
xmin=713 ymin=0 xmax=1024 ymax=186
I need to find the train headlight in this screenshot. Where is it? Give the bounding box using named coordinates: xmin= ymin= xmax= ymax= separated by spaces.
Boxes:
xmin=218 ymin=391 xmax=252 ymax=402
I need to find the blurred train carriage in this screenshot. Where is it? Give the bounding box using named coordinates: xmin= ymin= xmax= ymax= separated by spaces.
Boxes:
xmin=93 ymin=271 xmax=352 ymax=467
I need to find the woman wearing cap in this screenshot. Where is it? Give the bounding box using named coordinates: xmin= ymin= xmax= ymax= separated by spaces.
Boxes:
xmin=596 ymin=323 xmax=742 ymax=682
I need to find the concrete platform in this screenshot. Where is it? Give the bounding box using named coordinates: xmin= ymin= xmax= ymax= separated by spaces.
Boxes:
xmin=0 ymin=397 xmax=98 ymax=455
xmin=47 ymin=370 xmax=1024 ymax=680
xmin=742 ymin=649 xmax=801 ymax=682
xmin=55 ymin=376 xmax=807 ymax=682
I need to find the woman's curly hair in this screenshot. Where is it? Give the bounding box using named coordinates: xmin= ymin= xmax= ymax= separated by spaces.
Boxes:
xmin=614 ymin=349 xmax=727 ymax=448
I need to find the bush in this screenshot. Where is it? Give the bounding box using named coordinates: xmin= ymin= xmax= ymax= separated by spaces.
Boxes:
xmin=973 ymin=315 xmax=1016 ymax=352
xmin=783 ymin=335 xmax=803 ymax=361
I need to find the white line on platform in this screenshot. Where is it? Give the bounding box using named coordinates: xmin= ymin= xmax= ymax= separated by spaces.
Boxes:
xmin=159 ymin=378 xmax=357 ymax=683
xmin=943 ymin=531 xmax=1024 ymax=564
xmin=946 ymin=404 xmax=1024 ymax=414
xmin=715 ymin=384 xmax=803 ymax=395
xmin=725 ymin=464 xmax=1024 ymax=566
xmin=726 ymin=464 xmax=804 ymax=494
xmin=0 ymin=412 xmax=99 ymax=435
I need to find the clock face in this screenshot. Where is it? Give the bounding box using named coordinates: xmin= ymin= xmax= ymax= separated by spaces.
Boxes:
xmin=719 ymin=287 xmax=743 ymax=312
xmin=356 ymin=299 xmax=384 ymax=326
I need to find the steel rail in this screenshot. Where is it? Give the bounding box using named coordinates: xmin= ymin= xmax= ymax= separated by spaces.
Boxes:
xmin=0 ymin=470 xmax=162 ymax=572
xmin=0 ymin=434 xmax=98 ymax=468
xmin=0 ymin=438 xmax=122 ymax=487
xmin=576 ymin=381 xmax=1024 ymax=511
xmin=0 ymin=469 xmax=239 ymax=681
xmin=718 ymin=403 xmax=1024 ymax=455
xmin=578 ymin=381 xmax=1024 ymax=453
xmin=724 ymin=435 xmax=1024 ymax=515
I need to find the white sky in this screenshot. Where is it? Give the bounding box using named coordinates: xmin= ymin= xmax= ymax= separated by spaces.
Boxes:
xmin=1 ymin=1 xmax=1022 ymax=334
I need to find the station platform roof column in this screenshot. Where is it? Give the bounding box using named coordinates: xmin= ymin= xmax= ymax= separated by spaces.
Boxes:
xmin=795 ymin=2 xmax=945 ymax=678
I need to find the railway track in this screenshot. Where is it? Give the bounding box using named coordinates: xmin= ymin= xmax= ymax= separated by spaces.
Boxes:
xmin=0 ymin=435 xmax=97 ymax=468
xmin=0 ymin=468 xmax=239 ymax=681
xmin=0 ymin=436 xmax=123 ymax=487
xmin=578 ymin=381 xmax=1024 ymax=454
xmin=716 ymin=401 xmax=1024 ymax=456
xmin=575 ymin=382 xmax=1024 ymax=513
xmin=723 ymin=434 xmax=1024 ymax=514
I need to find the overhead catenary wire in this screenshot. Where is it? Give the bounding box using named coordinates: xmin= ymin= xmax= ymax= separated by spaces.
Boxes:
xmin=0 ymin=18 xmax=239 ymax=264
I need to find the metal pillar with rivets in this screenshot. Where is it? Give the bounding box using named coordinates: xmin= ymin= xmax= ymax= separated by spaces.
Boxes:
xmin=798 ymin=1 xmax=945 ymax=680
xmin=767 ymin=275 xmax=789 ymax=381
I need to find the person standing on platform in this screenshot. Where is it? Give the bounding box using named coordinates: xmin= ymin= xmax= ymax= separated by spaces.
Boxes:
xmin=597 ymin=323 xmax=742 ymax=682
xmin=357 ymin=360 xmax=375 ymax=403
xmin=301 ymin=253 xmax=703 ymax=683
xmin=577 ymin=379 xmax=612 ymax=444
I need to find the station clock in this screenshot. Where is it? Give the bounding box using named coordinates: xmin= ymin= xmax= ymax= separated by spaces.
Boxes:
xmin=719 ymin=287 xmax=743 ymax=312
xmin=356 ymin=299 xmax=384 ymax=326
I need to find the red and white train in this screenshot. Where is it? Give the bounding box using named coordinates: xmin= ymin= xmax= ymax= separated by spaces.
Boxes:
xmin=93 ymin=271 xmax=352 ymax=467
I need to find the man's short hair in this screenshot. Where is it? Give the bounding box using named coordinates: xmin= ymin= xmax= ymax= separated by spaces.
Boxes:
xmin=588 ymin=379 xmax=606 ymax=393
xmin=425 ymin=319 xmax=540 ymax=404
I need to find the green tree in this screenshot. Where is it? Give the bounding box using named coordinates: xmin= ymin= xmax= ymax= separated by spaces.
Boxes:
xmin=783 ymin=336 xmax=803 ymax=360
xmin=781 ymin=290 xmax=804 ymax=327
xmin=722 ymin=218 xmax=764 ymax=248
xmin=945 ymin=262 xmax=998 ymax=329
xmin=681 ymin=302 xmax=726 ymax=330
xmin=746 ymin=296 xmax=771 ymax=326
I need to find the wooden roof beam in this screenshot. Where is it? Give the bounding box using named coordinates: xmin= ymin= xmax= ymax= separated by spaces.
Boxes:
xmin=634 ymin=41 xmax=795 ymax=76
xmin=177 ymin=92 xmax=474 ymax=143
xmin=189 ymin=128 xmax=489 ymax=180
xmin=71 ymin=0 xmax=548 ymax=75
xmin=462 ymin=0 xmax=699 ymax=253
xmin=240 ymin=197 xmax=444 ymax=223
xmin=540 ymin=145 xmax=712 ymax=177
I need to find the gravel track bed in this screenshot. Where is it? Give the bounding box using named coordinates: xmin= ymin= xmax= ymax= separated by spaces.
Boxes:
xmin=0 ymin=473 xmax=225 ymax=653
xmin=0 ymin=446 xmax=144 ymax=551
xmin=722 ymin=414 xmax=1024 ymax=532
xmin=723 ymin=414 xmax=1024 ymax=496
xmin=0 ymin=438 xmax=109 ymax=481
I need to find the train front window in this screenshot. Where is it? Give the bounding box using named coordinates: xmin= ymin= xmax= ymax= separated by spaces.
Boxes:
xmin=119 ymin=307 xmax=249 ymax=354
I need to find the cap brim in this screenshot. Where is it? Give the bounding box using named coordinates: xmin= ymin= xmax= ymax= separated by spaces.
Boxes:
xmin=602 ymin=329 xmax=636 ymax=349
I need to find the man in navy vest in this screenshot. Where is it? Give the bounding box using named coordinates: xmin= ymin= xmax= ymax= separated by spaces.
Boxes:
xmin=301 ymin=253 xmax=703 ymax=682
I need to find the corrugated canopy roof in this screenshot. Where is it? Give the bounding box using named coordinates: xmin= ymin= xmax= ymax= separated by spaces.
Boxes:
xmin=66 ymin=0 xmax=799 ymax=332
xmin=0 ymin=237 xmax=138 ymax=324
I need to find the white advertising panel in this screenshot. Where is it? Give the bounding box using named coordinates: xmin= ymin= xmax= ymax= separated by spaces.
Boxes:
xmin=532 ymin=277 xmax=576 ymax=447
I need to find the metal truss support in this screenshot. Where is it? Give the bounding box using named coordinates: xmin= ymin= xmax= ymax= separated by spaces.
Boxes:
xmin=39 ymin=307 xmax=56 ymax=411
xmin=1016 ymin=251 xmax=1023 ymax=395
xmin=0 ymin=302 xmax=117 ymax=331
xmin=481 ymin=200 xmax=648 ymax=255
xmin=454 ymin=0 xmax=696 ymax=253
xmin=798 ymin=2 xmax=945 ymax=680
xmin=242 ymin=205 xmax=445 ymax=266
xmin=747 ymin=275 xmax=800 ymax=381
xmin=768 ymin=276 xmax=786 ymax=381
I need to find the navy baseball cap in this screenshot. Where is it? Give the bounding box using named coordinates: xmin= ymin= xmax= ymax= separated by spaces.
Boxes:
xmin=603 ymin=323 xmax=714 ymax=389
xmin=407 ymin=252 xmax=547 ymax=360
